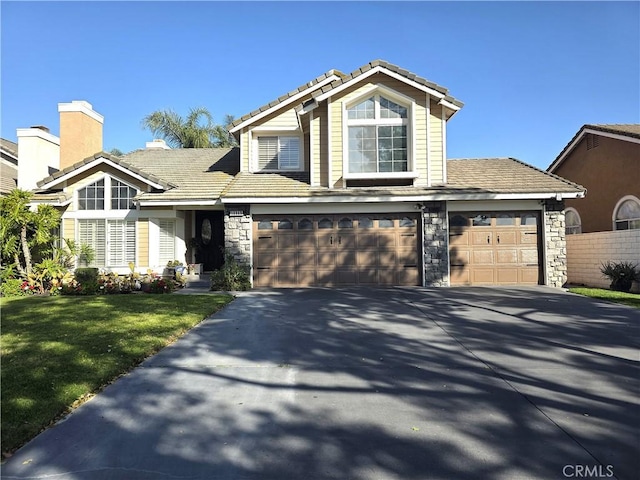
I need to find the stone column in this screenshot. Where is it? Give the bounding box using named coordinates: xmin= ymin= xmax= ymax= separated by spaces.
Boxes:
xmin=543 ymin=199 xmax=567 ymax=287
xmin=223 ymin=206 xmax=252 ymax=267
xmin=422 ymin=201 xmax=449 ymax=287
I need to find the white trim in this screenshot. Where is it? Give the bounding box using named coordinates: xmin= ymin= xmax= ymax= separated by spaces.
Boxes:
xmin=252 ymin=133 xmax=304 ymax=172
xmin=314 ymin=66 xmax=454 ymax=104
xmin=251 ymin=202 xmax=416 ymax=214
xmin=38 ymin=157 xmax=166 ymax=190
xmin=438 ymin=98 xmax=461 ymax=112
xmin=426 ymin=94 xmax=431 ymax=187
xmin=30 ymin=197 xmax=72 ymax=207
xmin=327 ymin=96 xmax=332 ymax=187
xmin=441 ymin=107 xmax=447 ymax=184
xmin=250 ymin=126 xmax=301 ymax=132
xmin=137 ymin=199 xmax=221 ymax=207
xmin=247 ymin=130 xmax=253 ymax=172
xmin=74 ymin=173 xmax=139 ymax=213
xmin=612 ymin=194 xmax=640 ymax=230
xmin=16 ymin=127 xmax=60 ymax=146
xmin=310 ymin=109 xmax=315 ymax=186
xmin=221 ymin=191 xmax=584 ymax=205
xmin=58 ymin=101 xmax=104 ymax=124
xmin=549 ymin=128 xmax=640 ymax=173
xmin=343 ymin=172 xmax=418 ymax=180
xmin=229 ymin=75 xmax=340 ymax=133
xmin=447 ymin=200 xmax=543 ymax=211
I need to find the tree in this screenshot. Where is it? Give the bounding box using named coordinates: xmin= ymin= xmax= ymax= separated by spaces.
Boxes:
xmin=109 ymin=148 xmax=125 ymax=156
xmin=141 ymin=107 xmax=237 ymax=148
xmin=0 ymin=189 xmax=61 ymax=276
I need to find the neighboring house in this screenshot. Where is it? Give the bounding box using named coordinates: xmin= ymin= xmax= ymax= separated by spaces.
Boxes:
xmin=1 ymin=138 xmax=19 ymax=195
xmin=24 ymin=60 xmax=584 ymax=287
xmin=548 ymin=124 xmax=640 ymax=233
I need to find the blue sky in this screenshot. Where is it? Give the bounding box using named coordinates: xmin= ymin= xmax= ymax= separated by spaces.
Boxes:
xmin=1 ymin=1 xmax=638 ymax=169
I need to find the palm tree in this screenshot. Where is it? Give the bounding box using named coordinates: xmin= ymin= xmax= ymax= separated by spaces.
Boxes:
xmin=141 ymin=107 xmax=236 ymax=148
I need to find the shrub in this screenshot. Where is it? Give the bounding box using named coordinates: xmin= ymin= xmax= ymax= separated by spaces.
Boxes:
xmin=146 ymin=277 xmax=175 ymax=294
xmin=210 ymin=253 xmax=251 ymax=291
xmin=600 ymin=261 xmax=639 ymax=293
xmin=0 ymin=278 xmax=29 ymax=297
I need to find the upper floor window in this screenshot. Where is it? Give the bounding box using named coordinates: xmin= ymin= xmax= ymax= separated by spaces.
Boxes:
xmin=613 ymin=196 xmax=640 ymax=230
xmin=77 ymin=176 xmax=137 ymax=211
xmin=565 ymin=208 xmax=582 ymax=234
xmin=258 ymin=136 xmax=300 ymax=171
xmin=346 ymin=95 xmax=409 ymax=174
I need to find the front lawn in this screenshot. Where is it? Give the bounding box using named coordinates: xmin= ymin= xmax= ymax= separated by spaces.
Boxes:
xmin=1 ymin=293 xmax=233 ymax=456
xmin=569 ymin=287 xmax=640 ymax=309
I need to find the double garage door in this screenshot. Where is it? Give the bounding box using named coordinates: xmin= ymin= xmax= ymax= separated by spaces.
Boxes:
xmin=449 ymin=211 xmax=542 ymax=286
xmin=253 ymin=214 xmax=420 ymax=287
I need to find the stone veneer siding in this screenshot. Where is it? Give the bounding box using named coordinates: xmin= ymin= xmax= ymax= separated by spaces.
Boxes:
xmin=224 ymin=206 xmax=252 ymax=267
xmin=423 ymin=201 xmax=449 ymax=287
xmin=543 ymin=199 xmax=567 ymax=288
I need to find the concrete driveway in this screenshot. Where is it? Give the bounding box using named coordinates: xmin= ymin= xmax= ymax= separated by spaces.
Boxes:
xmin=2 ymin=287 xmax=638 ymax=480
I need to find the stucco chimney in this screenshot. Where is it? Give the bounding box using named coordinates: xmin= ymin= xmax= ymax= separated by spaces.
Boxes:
xmin=17 ymin=126 xmax=61 ymax=190
xmin=58 ymin=100 xmax=104 ymax=169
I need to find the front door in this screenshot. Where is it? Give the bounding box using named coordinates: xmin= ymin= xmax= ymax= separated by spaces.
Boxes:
xmin=195 ymin=211 xmax=224 ymax=272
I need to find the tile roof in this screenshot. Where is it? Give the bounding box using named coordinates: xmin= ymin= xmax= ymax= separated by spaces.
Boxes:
xmin=311 ymin=60 xmax=464 ymax=108
xmin=37 ymin=152 xmax=177 ymax=189
xmin=1 ymin=138 xmax=18 ymax=159
xmin=124 ymin=147 xmax=239 ymax=201
xmin=548 ymin=124 xmax=640 ymax=172
xmin=447 ymin=158 xmax=584 ymax=194
xmin=229 ymin=60 xmax=464 ymax=132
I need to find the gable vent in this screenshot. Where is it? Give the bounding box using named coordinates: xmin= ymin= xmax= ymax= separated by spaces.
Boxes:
xmin=586 ymin=133 xmax=600 ymax=150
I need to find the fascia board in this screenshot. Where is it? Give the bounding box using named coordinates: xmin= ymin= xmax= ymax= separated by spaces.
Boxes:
xmin=549 ymin=128 xmax=640 ymax=173
xmin=314 ymin=66 xmax=449 ymax=103
xmin=229 ymin=75 xmax=340 ymax=133
xmin=221 ymin=191 xmax=585 ymax=204
xmin=38 ymin=158 xmax=167 ymax=190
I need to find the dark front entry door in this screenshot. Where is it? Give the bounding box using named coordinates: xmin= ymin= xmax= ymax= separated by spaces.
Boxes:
xmin=195 ymin=211 xmax=224 ymax=271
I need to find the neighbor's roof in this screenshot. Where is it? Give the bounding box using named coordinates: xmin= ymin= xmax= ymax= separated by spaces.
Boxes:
xmin=124 ymin=147 xmax=239 ymax=202
xmin=548 ymin=124 xmax=640 ymax=173
xmin=447 ymin=158 xmax=585 ymax=194
xmin=1 ymin=161 xmax=18 ymax=195
xmin=1 ymin=138 xmax=18 ymax=161
xmin=229 ymin=60 xmax=463 ymax=133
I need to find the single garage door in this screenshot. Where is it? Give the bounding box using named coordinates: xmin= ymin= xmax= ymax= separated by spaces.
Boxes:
xmin=449 ymin=211 xmax=541 ymax=286
xmin=253 ymin=214 xmax=420 ymax=287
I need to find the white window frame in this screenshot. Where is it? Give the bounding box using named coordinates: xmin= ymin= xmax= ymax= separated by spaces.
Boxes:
xmin=75 ymin=174 xmax=139 ymax=212
xmin=252 ymin=131 xmax=303 ymax=172
xmin=342 ymin=84 xmax=417 ymax=180
xmin=612 ymin=195 xmax=640 ymax=230
xmin=564 ymin=207 xmax=582 ymax=235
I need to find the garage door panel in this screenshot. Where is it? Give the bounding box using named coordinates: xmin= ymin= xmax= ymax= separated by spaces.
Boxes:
xmin=449 ymin=211 xmax=541 ymax=287
xmin=254 ymin=214 xmax=419 ymax=287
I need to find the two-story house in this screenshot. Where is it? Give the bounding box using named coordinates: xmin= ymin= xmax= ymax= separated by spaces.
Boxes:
xmin=26 ymin=60 xmax=584 ymax=287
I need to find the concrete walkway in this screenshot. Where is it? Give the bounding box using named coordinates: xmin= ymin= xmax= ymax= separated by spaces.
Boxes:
xmin=2 ymin=287 xmax=638 ymax=479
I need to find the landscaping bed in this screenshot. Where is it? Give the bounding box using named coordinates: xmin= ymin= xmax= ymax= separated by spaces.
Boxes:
xmin=0 ymin=293 xmax=233 ymax=457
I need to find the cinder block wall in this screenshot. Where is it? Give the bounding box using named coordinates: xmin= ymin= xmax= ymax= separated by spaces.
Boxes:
xmin=566 ymin=230 xmax=640 ymax=291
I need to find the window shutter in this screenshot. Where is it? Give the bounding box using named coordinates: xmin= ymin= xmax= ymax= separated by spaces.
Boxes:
xmin=108 ymin=220 xmax=135 ymax=266
xmin=278 ymin=137 xmax=300 ymax=169
xmin=258 ymin=137 xmax=279 ymax=170
xmin=159 ymin=220 xmax=176 ymax=264
xmin=78 ymin=220 xmax=105 ymax=267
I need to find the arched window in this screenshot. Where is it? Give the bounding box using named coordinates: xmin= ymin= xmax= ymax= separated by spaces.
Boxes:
xmin=613 ymin=196 xmax=640 ymax=230
xmin=346 ymin=91 xmax=410 ymax=174
xmin=565 ymin=208 xmax=582 ymax=234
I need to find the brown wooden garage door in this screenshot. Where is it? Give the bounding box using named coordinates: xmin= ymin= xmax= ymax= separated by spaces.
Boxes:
xmin=449 ymin=211 xmax=541 ymax=286
xmin=253 ymin=214 xmax=420 ymax=287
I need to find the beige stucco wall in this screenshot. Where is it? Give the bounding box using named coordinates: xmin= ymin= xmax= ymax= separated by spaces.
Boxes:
xmin=59 ymin=110 xmax=103 ymax=170
xmin=566 ymin=230 xmax=640 ymax=291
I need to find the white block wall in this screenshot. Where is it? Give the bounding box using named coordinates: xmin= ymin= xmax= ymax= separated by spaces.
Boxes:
xmin=566 ymin=230 xmax=640 ymax=291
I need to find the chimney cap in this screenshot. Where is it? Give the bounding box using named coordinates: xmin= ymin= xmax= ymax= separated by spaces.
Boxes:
xmin=58 ymin=100 xmax=104 ymax=124
xmin=145 ymin=139 xmax=171 ymax=150
xmin=30 ymin=125 xmax=50 ymax=133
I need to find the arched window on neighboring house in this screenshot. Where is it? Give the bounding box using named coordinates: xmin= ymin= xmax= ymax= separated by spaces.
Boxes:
xmin=613 ymin=195 xmax=640 ymax=230
xmin=565 ymin=208 xmax=582 ymax=234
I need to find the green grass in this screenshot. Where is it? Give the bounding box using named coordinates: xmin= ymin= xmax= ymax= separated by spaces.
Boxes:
xmin=0 ymin=293 xmax=233 ymax=455
xmin=569 ymin=287 xmax=640 ymax=309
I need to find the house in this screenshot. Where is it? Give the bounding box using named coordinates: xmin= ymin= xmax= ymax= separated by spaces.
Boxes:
xmin=24 ymin=60 xmax=585 ymax=287
xmin=1 ymin=138 xmax=19 ymax=195
xmin=547 ymin=124 xmax=640 ymax=233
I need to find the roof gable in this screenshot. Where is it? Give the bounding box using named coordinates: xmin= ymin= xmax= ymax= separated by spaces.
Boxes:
xmin=548 ymin=124 xmax=640 ymax=173
xmin=36 ymin=152 xmax=176 ymax=191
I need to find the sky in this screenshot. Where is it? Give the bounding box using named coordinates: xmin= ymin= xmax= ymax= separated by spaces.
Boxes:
xmin=1 ymin=1 xmax=638 ymax=170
